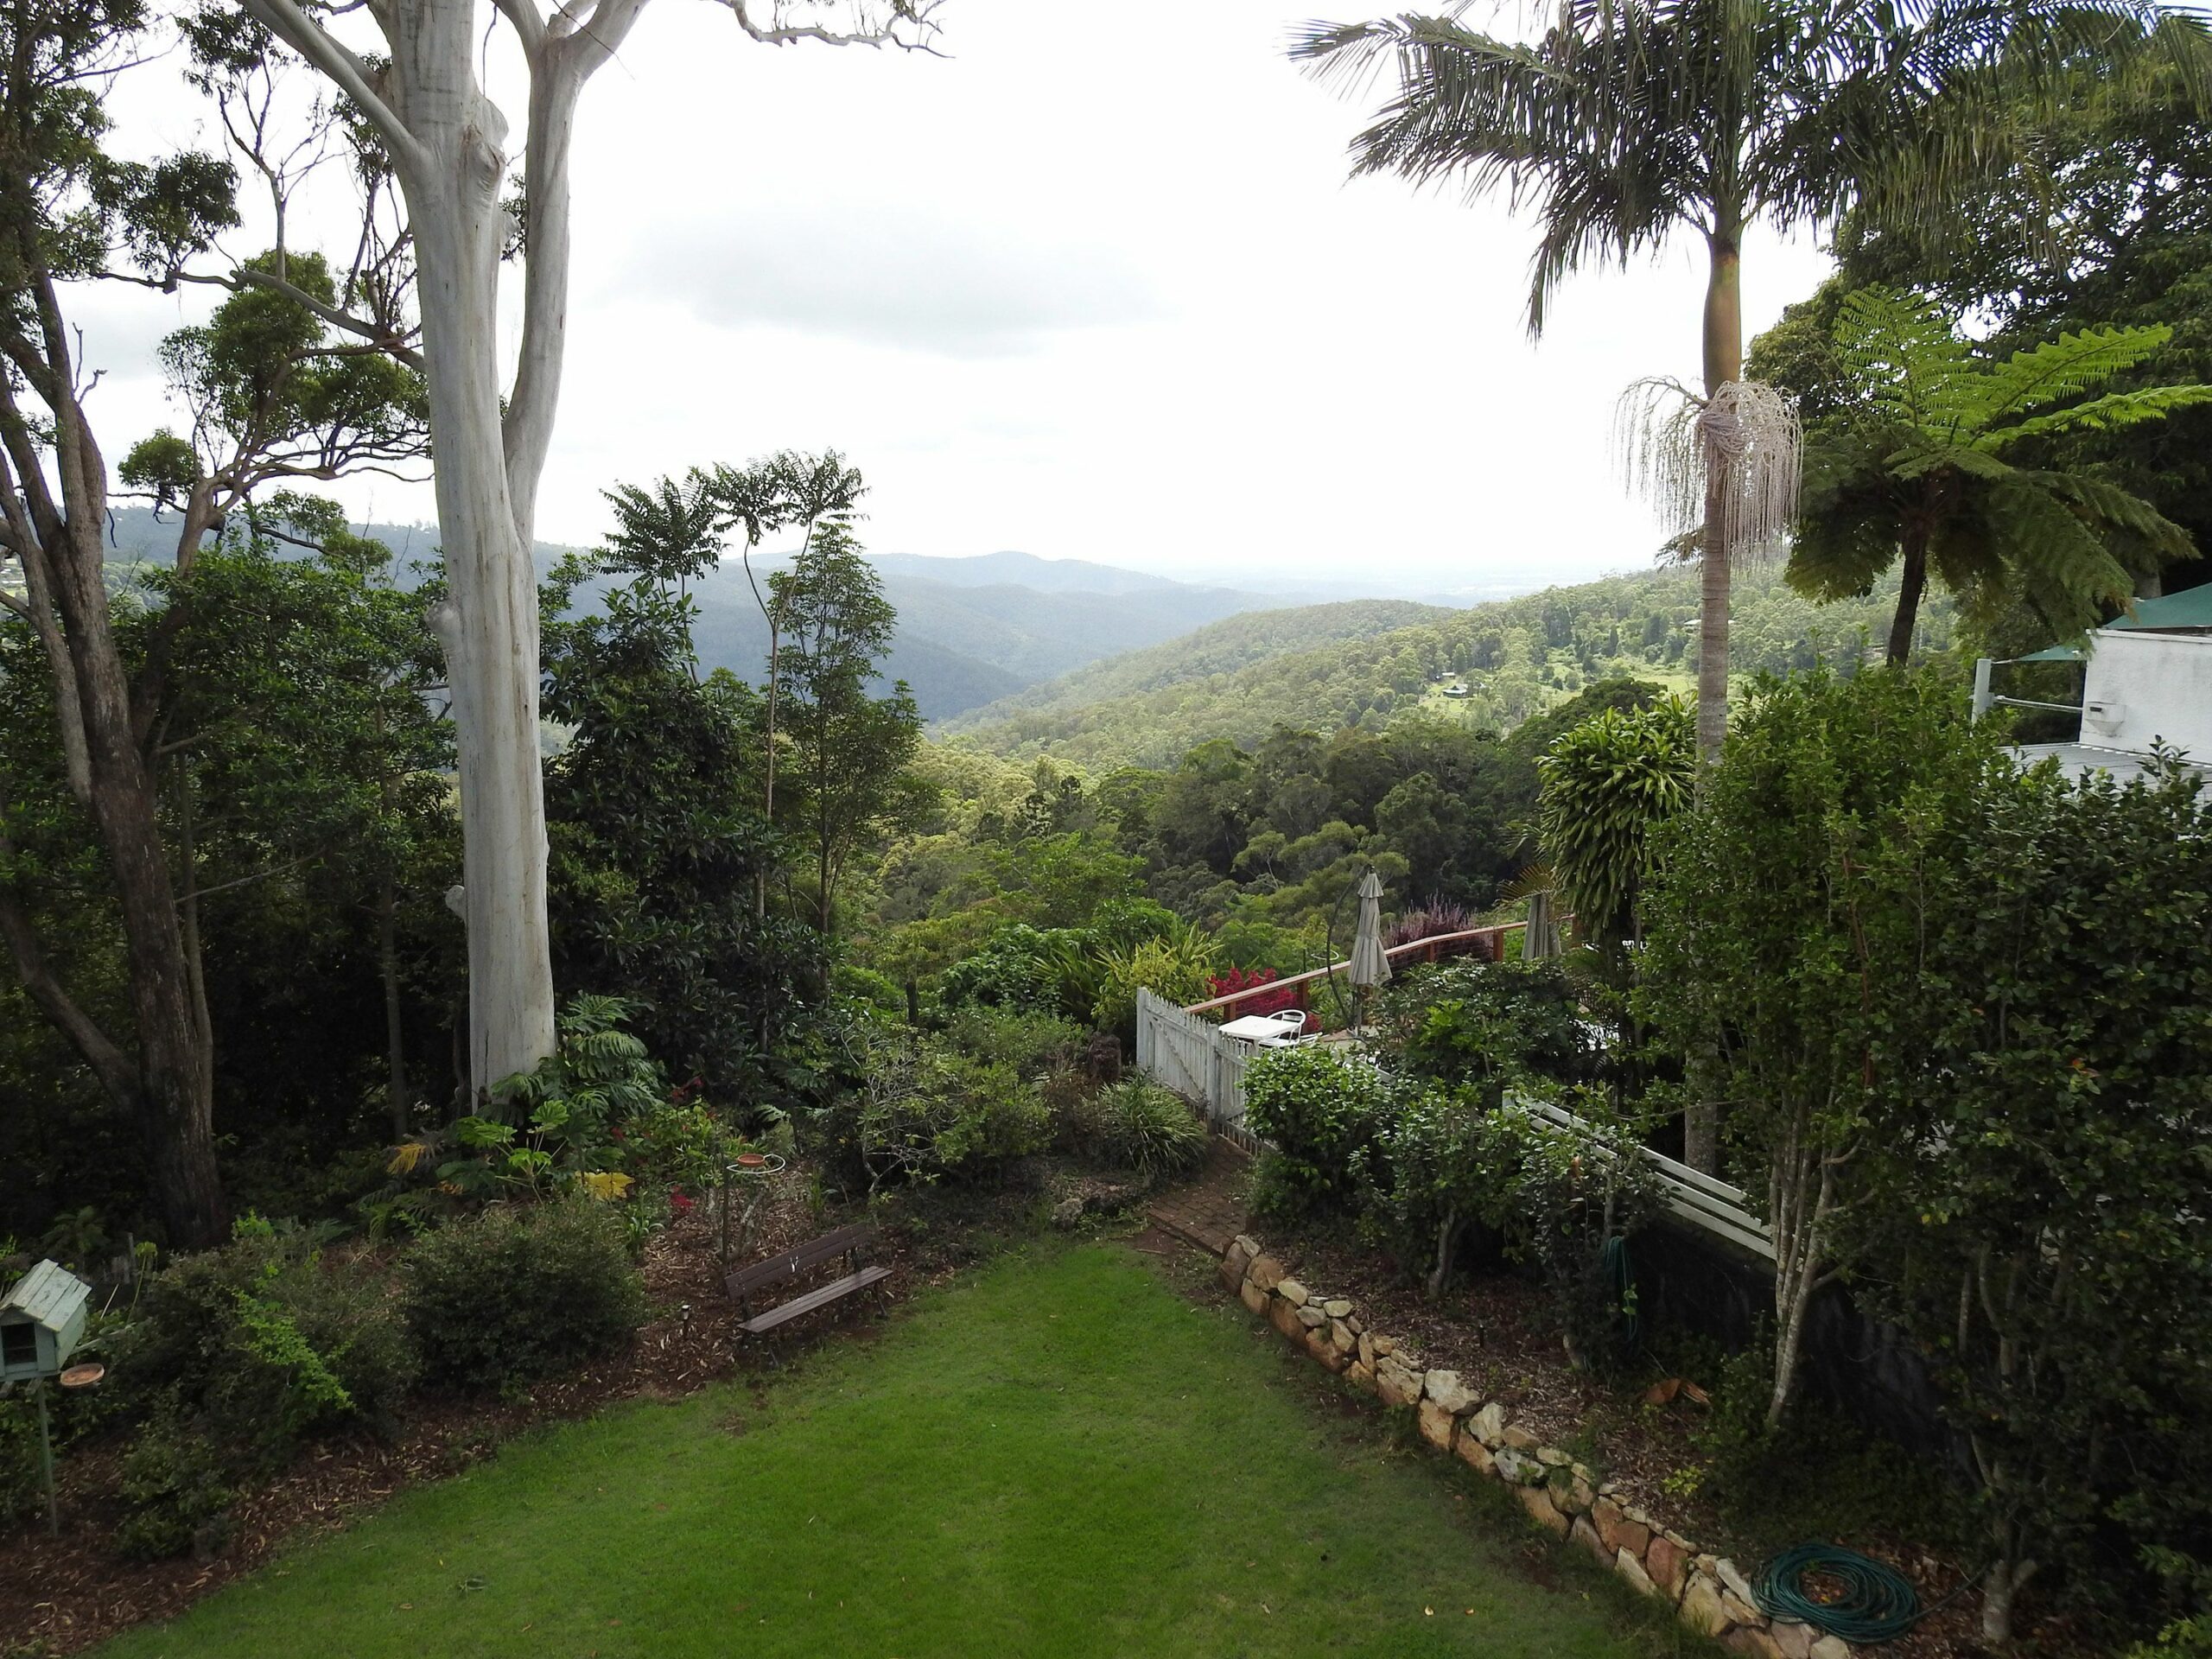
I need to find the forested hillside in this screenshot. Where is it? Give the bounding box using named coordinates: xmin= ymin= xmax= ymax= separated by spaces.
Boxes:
xmin=938 ymin=599 xmax=1456 ymax=732
xmin=97 ymin=509 xmax=1286 ymax=721
xmin=948 ymin=562 xmax=1948 ymax=770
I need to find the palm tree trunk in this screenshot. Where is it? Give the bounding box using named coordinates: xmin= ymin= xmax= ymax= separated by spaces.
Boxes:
xmin=1887 ymin=524 xmax=1929 ymax=665
xmin=1685 ymin=219 xmax=1744 ymax=1179
xmin=1694 ymin=219 xmax=1745 ymax=770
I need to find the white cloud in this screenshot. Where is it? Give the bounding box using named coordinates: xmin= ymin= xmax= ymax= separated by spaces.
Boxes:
xmin=87 ymin=0 xmax=1840 ymax=594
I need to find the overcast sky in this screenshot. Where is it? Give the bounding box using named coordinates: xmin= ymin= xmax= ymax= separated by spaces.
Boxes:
xmin=83 ymin=0 xmax=1835 ymax=595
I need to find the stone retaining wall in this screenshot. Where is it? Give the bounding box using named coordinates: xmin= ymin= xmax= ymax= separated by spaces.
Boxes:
xmin=1221 ymin=1234 xmax=1859 ymax=1659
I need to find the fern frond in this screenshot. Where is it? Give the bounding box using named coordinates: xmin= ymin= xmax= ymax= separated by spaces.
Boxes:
xmin=1987 ymin=383 xmax=2212 ymax=448
xmin=1979 ymin=325 xmax=2177 ymax=425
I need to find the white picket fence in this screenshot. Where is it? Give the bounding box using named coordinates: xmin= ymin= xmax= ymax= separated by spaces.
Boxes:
xmin=1133 ymin=988 xmax=1774 ymax=1260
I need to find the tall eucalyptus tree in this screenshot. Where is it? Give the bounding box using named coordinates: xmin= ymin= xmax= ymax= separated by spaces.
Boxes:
xmin=227 ymin=0 xmax=942 ymax=1096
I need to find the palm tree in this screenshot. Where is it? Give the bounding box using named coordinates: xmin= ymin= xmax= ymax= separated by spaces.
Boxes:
xmin=1295 ymin=0 xmax=2207 ymax=766
xmin=1793 ymin=287 xmax=2211 ymax=659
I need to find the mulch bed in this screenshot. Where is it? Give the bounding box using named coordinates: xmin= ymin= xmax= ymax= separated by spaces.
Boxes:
xmin=1227 ymin=1218 xmax=2044 ymax=1659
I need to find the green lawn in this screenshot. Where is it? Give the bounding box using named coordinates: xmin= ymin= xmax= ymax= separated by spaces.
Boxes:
xmin=103 ymin=1243 xmax=1688 ymax=1659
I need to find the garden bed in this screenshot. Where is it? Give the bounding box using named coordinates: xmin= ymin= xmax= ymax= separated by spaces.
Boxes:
xmin=1237 ymin=1214 xmax=2028 ymax=1659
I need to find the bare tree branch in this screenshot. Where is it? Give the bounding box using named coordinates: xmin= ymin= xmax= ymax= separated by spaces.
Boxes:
xmin=721 ymin=0 xmax=946 ymax=52
xmin=240 ymin=0 xmax=432 ymax=182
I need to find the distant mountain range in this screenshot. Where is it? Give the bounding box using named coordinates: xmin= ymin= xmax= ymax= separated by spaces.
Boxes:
xmin=95 ymin=513 xmax=1304 ymax=720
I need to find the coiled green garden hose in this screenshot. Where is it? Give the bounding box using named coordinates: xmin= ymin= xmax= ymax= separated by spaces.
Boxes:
xmin=1753 ymin=1544 xmax=1923 ymax=1645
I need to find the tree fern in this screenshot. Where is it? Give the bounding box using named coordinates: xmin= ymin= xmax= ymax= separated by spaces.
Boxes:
xmin=1791 ymin=285 xmax=2205 ymax=659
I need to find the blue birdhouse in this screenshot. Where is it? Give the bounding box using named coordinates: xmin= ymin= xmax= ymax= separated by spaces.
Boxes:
xmin=0 ymin=1260 xmax=92 ymax=1382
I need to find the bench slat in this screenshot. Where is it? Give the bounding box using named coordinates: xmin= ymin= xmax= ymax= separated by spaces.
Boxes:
xmin=725 ymin=1222 xmax=878 ymax=1300
xmin=740 ymin=1265 xmax=890 ymax=1335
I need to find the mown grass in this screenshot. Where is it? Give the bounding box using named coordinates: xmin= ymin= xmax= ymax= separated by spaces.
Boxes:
xmin=102 ymin=1242 xmax=1703 ymax=1659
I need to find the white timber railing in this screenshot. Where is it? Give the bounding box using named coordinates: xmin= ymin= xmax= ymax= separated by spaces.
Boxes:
xmin=1133 ymin=986 xmax=1774 ymax=1261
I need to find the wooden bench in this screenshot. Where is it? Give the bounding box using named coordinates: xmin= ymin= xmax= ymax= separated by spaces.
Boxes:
xmin=725 ymin=1221 xmax=889 ymax=1338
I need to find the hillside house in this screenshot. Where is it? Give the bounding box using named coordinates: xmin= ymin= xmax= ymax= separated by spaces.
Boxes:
xmin=1976 ymin=579 xmax=2212 ymax=783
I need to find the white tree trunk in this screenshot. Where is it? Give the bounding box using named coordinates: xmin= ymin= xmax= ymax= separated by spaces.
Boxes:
xmin=388 ymin=5 xmax=556 ymax=1098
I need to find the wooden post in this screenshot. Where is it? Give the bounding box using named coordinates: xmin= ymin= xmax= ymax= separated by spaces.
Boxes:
xmin=35 ymin=1379 xmax=56 ymax=1535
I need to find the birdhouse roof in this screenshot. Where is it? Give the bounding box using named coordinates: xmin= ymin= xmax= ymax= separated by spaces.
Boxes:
xmin=1 ymin=1260 xmax=90 ymax=1331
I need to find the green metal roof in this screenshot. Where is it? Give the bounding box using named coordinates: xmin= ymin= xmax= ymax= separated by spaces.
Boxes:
xmin=2012 ymin=645 xmax=2087 ymax=663
xmin=2106 ymin=579 xmax=2212 ymax=632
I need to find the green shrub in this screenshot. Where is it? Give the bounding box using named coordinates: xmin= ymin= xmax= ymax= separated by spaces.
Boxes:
xmin=1090 ymin=928 xmax=1221 ymax=1047
xmin=113 ymin=1223 xmax=417 ymax=1464
xmin=403 ymin=1198 xmax=645 ymax=1394
xmin=2128 ymin=1618 xmax=2212 ymax=1658
xmin=942 ymin=1006 xmax=1085 ymax=1077
xmin=112 ymin=1412 xmax=233 ymax=1561
xmin=0 ymin=1396 xmax=40 ymax=1525
xmin=856 ymin=1039 xmax=1053 ymax=1189
xmin=1372 ymin=958 xmax=1592 ymax=1089
xmin=1243 ymin=1046 xmax=1394 ymax=1219
xmin=1069 ymin=1081 xmax=1209 ymax=1179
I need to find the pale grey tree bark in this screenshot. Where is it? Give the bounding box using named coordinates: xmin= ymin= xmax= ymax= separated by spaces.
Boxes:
xmin=239 ymin=0 xmax=939 ymax=1096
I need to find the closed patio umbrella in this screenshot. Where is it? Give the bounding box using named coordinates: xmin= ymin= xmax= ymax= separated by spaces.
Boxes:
xmin=1524 ymin=888 xmax=1559 ymax=960
xmin=1348 ymin=870 xmax=1390 ymax=1027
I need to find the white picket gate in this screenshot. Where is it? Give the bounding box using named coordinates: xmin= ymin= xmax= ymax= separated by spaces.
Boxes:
xmin=1133 ymin=988 xmax=1773 ymax=1260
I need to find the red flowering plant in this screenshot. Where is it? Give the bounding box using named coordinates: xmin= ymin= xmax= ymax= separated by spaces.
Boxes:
xmin=1207 ymin=965 xmax=1307 ymax=1020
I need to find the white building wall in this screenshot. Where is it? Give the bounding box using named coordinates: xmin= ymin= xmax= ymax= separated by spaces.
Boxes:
xmin=2080 ymin=630 xmax=2212 ymax=762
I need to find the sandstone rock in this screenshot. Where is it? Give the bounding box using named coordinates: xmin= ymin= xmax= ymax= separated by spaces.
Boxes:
xmin=1679 ymin=1574 xmax=1732 ymax=1638
xmin=1716 ymin=1558 xmax=1758 ymax=1605
xmin=1295 ymin=1303 xmax=1330 ymax=1329
xmin=1645 ymin=1535 xmax=1690 ymax=1600
xmin=1371 ymin=1334 xmax=1396 ymax=1357
xmin=1247 ymin=1255 xmax=1286 ymax=1293
xmin=1721 ymin=1590 xmax=1764 ymax=1627
xmin=1808 ymin=1637 xmax=1852 ymax=1659
xmin=1571 ymin=1515 xmax=1611 ymax=1566
xmin=1456 ymin=1434 xmax=1496 ymax=1478
xmin=1492 ymin=1446 xmax=1541 ymax=1484
xmin=1423 ymin=1369 xmax=1477 ymax=1414
xmin=1593 ymin=1498 xmax=1650 ymax=1560
xmin=1571 ymin=1462 xmax=1596 ymax=1484
xmin=1516 ymin=1481 xmax=1569 ymax=1536
xmin=1500 ymin=1424 xmax=1539 ymax=1451
xmin=1322 ymin=1298 xmax=1352 ymax=1319
xmin=1238 ymin=1279 xmax=1268 ymax=1315
xmin=1769 ymin=1619 xmax=1816 ymax=1659
xmin=1356 ymin=1331 xmax=1375 ymax=1368
xmin=1418 ymin=1399 xmax=1457 ymax=1452
xmin=1221 ymin=1239 xmax=1254 ymax=1287
xmin=1344 ymin=1313 xmax=1363 ymax=1336
xmin=1231 ymin=1233 xmax=1262 ymax=1260
xmin=1376 ymin=1358 xmax=1422 ymax=1408
xmin=1306 ymin=1325 xmax=1348 ymax=1373
xmin=1536 ymin=1446 xmax=1571 ymax=1467
xmin=1723 ymin=1628 xmax=1785 ymax=1659
xmin=1616 ymin=1547 xmax=1660 ymax=1600
xmin=1268 ymin=1296 xmax=1306 ymax=1340
xmin=1545 ymin=1467 xmax=1585 ymax=1515
xmin=1051 ymin=1196 xmax=1085 ymax=1228
xmin=1329 ymin=1319 xmax=1357 ymax=1355
xmin=1468 ymin=1402 xmax=1506 ymax=1446
xmin=1346 ymin=1361 xmax=1377 ymax=1395
xmin=1276 ymin=1278 xmax=1310 ymax=1306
